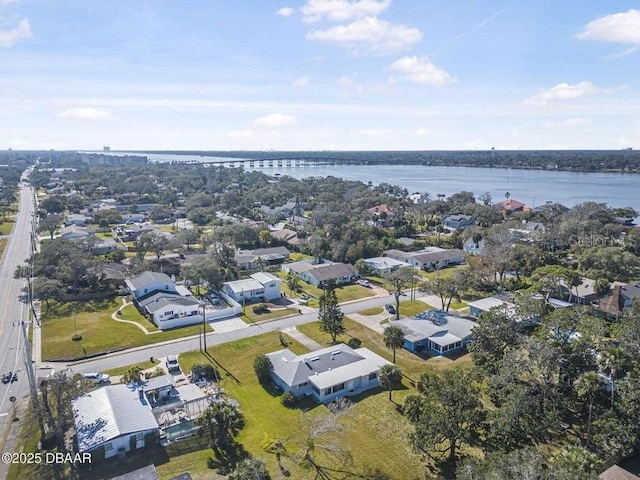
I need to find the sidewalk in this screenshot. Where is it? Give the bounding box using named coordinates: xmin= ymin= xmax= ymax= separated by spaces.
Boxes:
xmin=280 ymin=326 xmax=323 ymax=351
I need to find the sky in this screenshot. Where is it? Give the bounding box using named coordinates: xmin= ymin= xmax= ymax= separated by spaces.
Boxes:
xmin=1 ymin=0 xmax=639 ymax=151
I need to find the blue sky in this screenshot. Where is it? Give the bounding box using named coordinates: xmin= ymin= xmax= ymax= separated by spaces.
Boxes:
xmin=1 ymin=0 xmax=639 ymax=150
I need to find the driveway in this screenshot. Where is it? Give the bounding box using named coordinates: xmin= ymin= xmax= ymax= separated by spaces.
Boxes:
xmin=209 ymin=317 xmax=249 ymax=333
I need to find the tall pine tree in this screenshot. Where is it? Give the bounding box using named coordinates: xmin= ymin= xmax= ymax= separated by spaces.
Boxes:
xmin=318 ymin=284 xmax=345 ymax=343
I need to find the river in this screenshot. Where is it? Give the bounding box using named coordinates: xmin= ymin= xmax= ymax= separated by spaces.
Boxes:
xmin=108 ymin=152 xmax=640 ymax=213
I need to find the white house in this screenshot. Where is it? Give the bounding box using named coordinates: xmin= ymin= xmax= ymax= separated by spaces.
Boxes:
xmin=363 ymin=257 xmax=411 ymax=277
xmin=285 ymin=261 xmax=357 ymax=287
xmin=125 ymin=271 xmax=176 ymax=300
xmin=463 ymin=237 xmax=485 ymax=255
xmin=72 ymin=385 xmax=159 ymax=459
xmin=222 ymin=272 xmax=282 ymax=303
xmin=143 ymin=295 xmax=202 ymax=329
xmin=266 ymin=344 xmax=392 ymax=404
xmin=384 ymin=247 xmax=465 ymax=271
xmin=395 ymin=311 xmax=475 ymax=355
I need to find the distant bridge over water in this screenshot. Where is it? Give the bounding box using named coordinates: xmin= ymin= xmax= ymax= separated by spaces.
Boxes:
xmin=165 ymin=157 xmax=360 ymax=168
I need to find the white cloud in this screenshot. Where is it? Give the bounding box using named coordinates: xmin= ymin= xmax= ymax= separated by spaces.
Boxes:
xmin=307 ymin=16 xmax=422 ymax=55
xmin=355 ymin=128 xmax=396 ymax=138
xmin=544 ymin=117 xmax=592 ymax=128
xmin=388 ymin=56 xmax=456 ymax=87
xmin=0 ymin=18 xmax=31 ymax=48
xmin=254 ymin=113 xmax=297 ymax=127
xmin=57 ymin=108 xmax=113 ymax=121
xmin=578 ymin=9 xmax=640 ymax=44
xmin=524 ymin=81 xmax=604 ymax=107
xmin=276 ymin=7 xmax=295 ymax=17
xmin=0 ymin=0 xmax=23 ymax=5
xmin=226 ymin=129 xmax=254 ymax=138
xmin=337 ymin=75 xmax=355 ymax=88
xmin=293 ymin=75 xmax=310 ymax=87
xmin=415 ymin=128 xmax=430 ymax=136
xmin=301 ymin=0 xmax=391 ymax=23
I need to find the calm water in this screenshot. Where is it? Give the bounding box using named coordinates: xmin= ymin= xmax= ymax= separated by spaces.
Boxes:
xmin=111 ymin=152 xmax=640 ymax=213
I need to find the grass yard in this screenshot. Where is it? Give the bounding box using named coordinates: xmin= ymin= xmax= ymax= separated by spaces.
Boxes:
xmin=397 ymin=299 xmax=433 ymax=317
xmin=416 ymin=264 xmax=467 ymax=280
xmin=0 ymin=238 xmax=6 ymax=259
xmin=449 ymin=300 xmax=468 ymax=310
xmin=163 ymin=332 xmax=426 ymax=480
xmin=41 ymin=298 xmax=209 ymax=361
xmin=241 ymin=305 xmax=298 ymax=323
xmin=118 ymin=303 xmax=160 ymax=332
xmin=297 ymin=317 xmax=472 ymax=382
xmin=289 ymin=252 xmax=313 ymax=261
xmin=103 ymin=358 xmax=160 ymax=377
xmin=0 ymin=219 xmax=14 ymax=235
xmin=359 ymin=306 xmax=384 ymax=316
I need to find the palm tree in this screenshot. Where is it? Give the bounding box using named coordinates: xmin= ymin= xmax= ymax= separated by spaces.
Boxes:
xmin=383 ymin=326 xmax=405 ymax=364
xmin=197 ymin=401 xmax=244 ymax=449
xmin=504 ymin=191 xmax=511 ymax=200
xmin=575 ymin=371 xmax=603 ymax=447
xmin=379 ymin=364 xmax=402 ymax=402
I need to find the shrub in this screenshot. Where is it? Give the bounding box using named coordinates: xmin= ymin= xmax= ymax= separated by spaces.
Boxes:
xmin=191 ymin=363 xmax=218 ymax=382
xmin=281 ymin=391 xmax=296 ymax=408
xmin=145 ymin=367 xmax=166 ymax=379
xmin=347 ymin=337 xmax=362 ymax=349
xmin=253 ymin=303 xmax=269 ymax=314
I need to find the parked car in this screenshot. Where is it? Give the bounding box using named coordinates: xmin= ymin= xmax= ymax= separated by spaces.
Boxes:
xmin=2 ymin=372 xmax=12 ymax=384
xmin=166 ymin=355 xmax=180 ymax=373
xmin=356 ymin=279 xmax=372 ymax=287
xmin=83 ymin=372 xmax=110 ymax=384
xmin=385 ymin=304 xmax=396 ymax=314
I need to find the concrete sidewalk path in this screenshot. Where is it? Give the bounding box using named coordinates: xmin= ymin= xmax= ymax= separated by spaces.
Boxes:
xmin=281 ymin=326 xmax=324 ymax=351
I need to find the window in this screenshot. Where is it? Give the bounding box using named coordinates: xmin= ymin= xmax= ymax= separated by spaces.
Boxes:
xmin=104 ymin=442 xmax=113 ymax=451
xmin=368 ymin=372 xmax=377 ymax=380
xmin=324 ymin=388 xmax=331 ymax=396
xmin=136 ymin=432 xmax=144 ymax=441
xmin=332 ymin=383 xmax=345 ymax=393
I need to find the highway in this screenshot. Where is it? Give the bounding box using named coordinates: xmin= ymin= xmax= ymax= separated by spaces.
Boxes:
xmin=0 ymin=179 xmax=37 ymax=460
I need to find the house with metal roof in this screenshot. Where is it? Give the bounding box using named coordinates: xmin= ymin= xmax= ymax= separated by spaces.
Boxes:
xmin=384 ymin=247 xmax=465 ymax=271
xmin=72 ymin=385 xmax=159 ymax=459
xmin=222 ymin=271 xmax=282 ymax=303
xmin=144 ymin=295 xmax=202 ymax=329
xmin=266 ymin=344 xmax=392 ymax=404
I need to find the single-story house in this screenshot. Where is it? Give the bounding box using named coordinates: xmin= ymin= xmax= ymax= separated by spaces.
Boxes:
xmin=509 ymin=220 xmax=546 ymax=241
xmin=287 ymin=261 xmax=357 ymax=287
xmin=271 ymin=228 xmax=305 ymax=247
xmin=222 ymin=272 xmax=282 ymax=303
xmin=72 ymin=385 xmax=159 ymax=460
xmin=596 ymin=286 xmax=627 ymax=319
xmin=65 ymin=213 xmax=91 ymax=227
xmin=443 ymin=214 xmax=476 ymax=230
xmin=234 ymin=246 xmax=291 ymax=270
xmin=266 ymin=344 xmax=392 ymax=404
xmin=560 ymin=278 xmax=599 ymax=305
xmin=93 ymin=237 xmax=127 ymax=255
xmin=366 ymin=204 xmax=394 ymax=227
xmin=467 ymin=296 xmax=515 ymax=317
xmin=463 ymin=237 xmax=485 ymax=256
xmin=384 ymin=247 xmax=465 ymax=271
xmin=395 ymin=237 xmax=416 ymax=247
xmin=363 ymin=257 xmax=411 ymax=277
xmin=121 ymin=213 xmax=146 ymax=224
xmin=394 ymin=311 xmax=475 ymax=355
xmin=60 ymin=225 xmax=91 ymax=239
xmin=143 ymin=295 xmax=202 ymax=328
xmin=620 ymin=282 xmax=640 ymax=307
xmin=126 ymin=271 xmax=176 ymax=300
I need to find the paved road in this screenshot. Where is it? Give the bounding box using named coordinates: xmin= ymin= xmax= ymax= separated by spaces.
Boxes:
xmin=0 ymin=179 xmax=37 ymax=478
xmin=67 ymin=291 xmax=398 ymax=375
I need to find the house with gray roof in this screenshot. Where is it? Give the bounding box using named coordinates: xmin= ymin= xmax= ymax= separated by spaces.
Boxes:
xmin=363 ymin=257 xmax=411 ymax=277
xmin=443 ymin=214 xmax=476 ymax=230
xmin=72 ymin=385 xmax=159 ymax=459
xmin=125 ymin=271 xmax=175 ymax=300
xmin=222 ymin=271 xmax=281 ymax=303
xmin=266 ymin=344 xmax=392 ymax=404
xmin=235 ymin=246 xmax=291 ymax=270
xmin=384 ymin=247 xmax=465 ymax=271
xmin=143 ymin=295 xmax=201 ymax=328
xmin=394 ymin=311 xmax=475 ymax=355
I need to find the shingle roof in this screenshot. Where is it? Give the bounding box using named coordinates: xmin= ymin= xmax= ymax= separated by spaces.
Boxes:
xmin=411 ymin=249 xmax=464 ymax=264
xmin=144 ymin=295 xmax=200 ymax=314
xmin=306 ymin=263 xmax=356 ymax=282
xmin=73 ymin=385 xmax=158 ymax=453
xmin=599 ymin=465 xmax=640 ymax=480
xmin=126 ymin=271 xmax=173 ymax=291
xmin=394 ymin=315 xmax=475 ymax=347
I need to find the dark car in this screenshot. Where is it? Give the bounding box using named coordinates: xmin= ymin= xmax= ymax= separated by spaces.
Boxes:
xmin=385 ymin=304 xmax=396 ymax=314
xmin=1 ymin=372 xmax=11 ymax=384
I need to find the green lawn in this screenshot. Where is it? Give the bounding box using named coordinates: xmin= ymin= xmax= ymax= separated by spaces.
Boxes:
xmin=358 ymin=306 xmax=384 ymax=316
xmin=118 ymin=303 xmax=160 ymax=332
xmin=241 ymin=306 xmax=298 ymax=323
xmin=165 ymin=332 xmax=426 ymax=480
xmin=0 ymin=238 xmax=6 ymax=259
xmin=277 ymin=271 xmax=375 ymax=304
xmin=289 ymin=252 xmax=313 ymax=261
xmin=449 ymin=300 xmax=468 ymax=310
xmin=41 ymin=298 xmax=211 ymax=361
xmin=416 ymin=264 xmax=467 ymax=280
xmin=0 ymin=219 xmax=14 ymax=235
xmin=397 ymin=299 xmax=433 ymax=317
xmin=297 ymin=317 xmax=471 ymax=381
xmin=103 ymin=358 xmax=160 ymax=377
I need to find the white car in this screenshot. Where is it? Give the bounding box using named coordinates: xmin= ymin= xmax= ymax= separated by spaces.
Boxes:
xmin=83 ymin=372 xmax=110 ymax=384
xmin=166 ymin=355 xmax=180 ymax=372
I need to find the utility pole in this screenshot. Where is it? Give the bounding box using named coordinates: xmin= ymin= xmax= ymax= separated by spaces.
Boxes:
xmin=201 ymin=301 xmax=207 ymax=353
xmin=15 ymin=320 xmax=38 ymax=402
